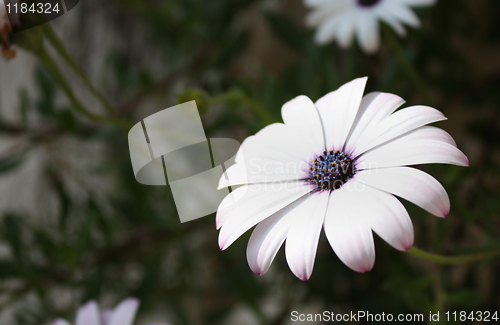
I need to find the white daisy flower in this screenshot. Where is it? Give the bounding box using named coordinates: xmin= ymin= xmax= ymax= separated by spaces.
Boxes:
xmin=52 ymin=298 xmax=172 ymax=325
xmin=305 ymin=0 xmax=436 ymax=53
xmin=217 ymin=77 xmax=468 ymax=280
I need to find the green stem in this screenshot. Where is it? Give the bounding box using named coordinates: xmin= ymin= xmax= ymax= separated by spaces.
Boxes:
xmin=383 ymin=26 xmax=430 ymax=103
xmin=407 ymin=246 xmax=500 ymax=265
xmin=36 ymin=47 xmax=131 ymax=129
xmin=433 ymin=266 xmax=444 ymax=312
xmin=41 ymin=24 xmax=117 ymax=117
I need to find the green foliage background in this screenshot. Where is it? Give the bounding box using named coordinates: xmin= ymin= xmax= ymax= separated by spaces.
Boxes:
xmin=0 ymin=0 xmax=499 ymax=324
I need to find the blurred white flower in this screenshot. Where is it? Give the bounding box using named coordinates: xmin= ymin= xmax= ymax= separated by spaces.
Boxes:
xmin=217 ymin=77 xmax=468 ymax=280
xmin=52 ymin=298 xmax=172 ymax=325
xmin=305 ymin=0 xmax=436 ymax=53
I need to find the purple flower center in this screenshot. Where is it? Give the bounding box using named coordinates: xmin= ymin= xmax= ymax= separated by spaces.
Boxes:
xmin=357 ymin=0 xmax=381 ymax=7
xmin=309 ymin=150 xmax=356 ymax=191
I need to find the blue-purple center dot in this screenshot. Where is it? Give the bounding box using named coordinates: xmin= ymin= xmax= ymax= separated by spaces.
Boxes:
xmin=309 ymin=150 xmax=356 ymax=191
xmin=357 ymin=0 xmax=381 ymax=7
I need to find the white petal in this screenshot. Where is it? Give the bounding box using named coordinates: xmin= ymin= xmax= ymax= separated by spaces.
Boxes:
xmin=355 ymin=167 xmax=450 ymax=218
xmin=345 ymin=92 xmax=405 ymax=154
xmin=387 ymin=3 xmax=421 ymax=28
xmin=381 ymin=125 xmax=456 ymax=146
xmin=356 ymin=15 xmax=380 ymax=54
xmin=305 ymin=0 xmax=337 ymax=7
xmin=315 ymin=14 xmax=344 ymax=44
xmin=76 ymin=301 xmax=101 ymax=325
xmin=218 ymin=161 xmax=306 ymax=189
xmin=316 ymin=77 xmax=368 ymax=151
xmin=306 ymin=6 xmax=341 ymax=27
xmin=52 ymin=320 xmax=72 ymax=325
xmin=246 ymin=194 xmax=309 ymax=276
xmin=400 ymin=0 xmax=436 ymax=7
xmin=356 ymin=126 xmax=469 ymax=169
xmin=100 ymin=310 xmax=112 ymax=325
xmin=350 ymin=184 xmax=414 ymax=251
xmin=239 ymin=123 xmax=311 ymax=165
xmin=234 ymin=123 xmax=290 ymax=163
xmin=336 ymin=13 xmax=357 ymax=48
xmin=352 ymin=105 xmax=447 ymax=156
xmin=226 ymin=123 xmax=313 ymax=188
xmin=285 ymin=192 xmax=329 ymax=281
xmin=218 ymin=164 xmax=247 ymax=189
xmin=218 ymin=182 xmax=315 ymax=250
xmin=281 ymin=95 xmax=325 ymax=157
xmin=324 ymin=185 xmax=375 ymax=272
xmin=379 ymin=14 xmax=407 ymax=37
xmin=107 ymin=298 xmax=140 ymax=325
xmin=216 ymin=185 xmax=254 ymax=229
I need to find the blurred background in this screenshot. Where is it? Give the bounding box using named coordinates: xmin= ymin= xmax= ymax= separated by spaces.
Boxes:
xmin=0 ymin=0 xmax=499 ymax=324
